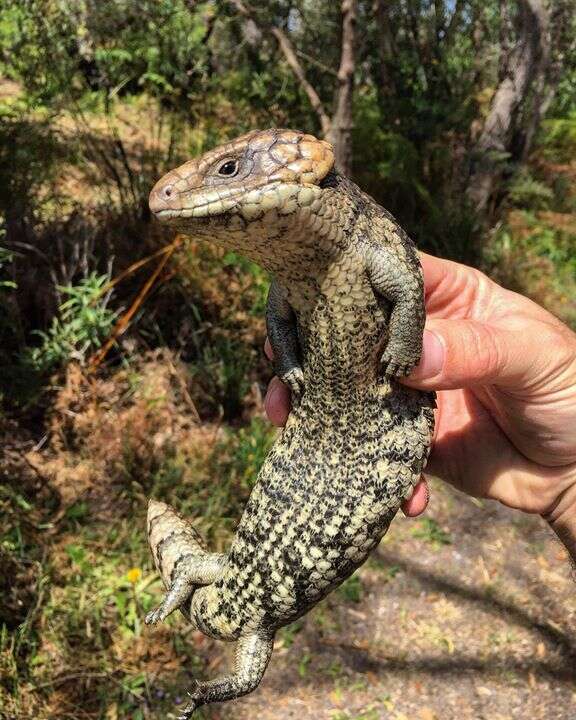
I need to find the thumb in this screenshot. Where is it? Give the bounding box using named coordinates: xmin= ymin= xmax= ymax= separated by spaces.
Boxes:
xmin=402 ymin=319 xmax=532 ymax=390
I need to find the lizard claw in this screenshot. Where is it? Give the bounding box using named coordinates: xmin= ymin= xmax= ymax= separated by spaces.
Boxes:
xmin=144 ymin=605 xmax=166 ymax=626
xmin=280 ymin=366 xmax=305 ymax=397
xmin=380 ymin=348 xmax=419 ymax=378
xmin=176 ymin=683 xmax=202 ymax=719
xmin=177 ymin=706 xmax=196 ymax=720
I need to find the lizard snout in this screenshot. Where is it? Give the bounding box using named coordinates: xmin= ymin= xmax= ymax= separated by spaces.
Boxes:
xmin=149 ymin=174 xmax=178 ymax=215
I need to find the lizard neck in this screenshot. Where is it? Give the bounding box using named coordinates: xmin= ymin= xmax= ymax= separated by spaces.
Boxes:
xmin=183 ymin=173 xmax=363 ymax=291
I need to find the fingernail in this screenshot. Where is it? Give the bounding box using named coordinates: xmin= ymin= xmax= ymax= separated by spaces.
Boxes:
xmin=264 ymin=337 xmax=274 ymax=361
xmin=411 ymin=330 xmax=444 ymax=379
xmin=264 ymin=381 xmax=276 ymax=414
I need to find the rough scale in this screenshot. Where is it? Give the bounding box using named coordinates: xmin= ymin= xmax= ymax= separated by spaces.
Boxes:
xmin=146 ymin=128 xmax=435 ymax=717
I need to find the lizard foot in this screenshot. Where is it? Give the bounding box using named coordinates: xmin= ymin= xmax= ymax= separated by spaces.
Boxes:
xmin=380 ymin=348 xmax=420 ymax=378
xmin=144 ymin=604 xmax=168 ymax=626
xmin=280 ymin=366 xmax=305 ymax=397
xmin=176 ymin=683 xmax=202 ymax=719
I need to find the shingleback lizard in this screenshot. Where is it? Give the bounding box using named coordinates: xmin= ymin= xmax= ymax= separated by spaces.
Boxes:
xmin=146 ymin=128 xmax=435 ymax=718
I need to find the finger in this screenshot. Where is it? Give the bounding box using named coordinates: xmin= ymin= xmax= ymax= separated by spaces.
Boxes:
xmin=419 ymin=252 xmax=466 ymax=295
xmin=424 ymin=388 xmax=576 ymax=514
xmin=264 ymin=376 xmax=291 ymax=427
xmin=264 ymin=337 xmax=274 ymax=361
xmin=401 ymin=478 xmax=429 ymax=517
xmin=401 ymin=319 xmax=550 ymax=391
xmin=418 ymin=252 xmax=492 ymax=318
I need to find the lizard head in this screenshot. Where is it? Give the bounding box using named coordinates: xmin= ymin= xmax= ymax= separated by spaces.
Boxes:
xmin=149 ymin=129 xmax=335 ymax=263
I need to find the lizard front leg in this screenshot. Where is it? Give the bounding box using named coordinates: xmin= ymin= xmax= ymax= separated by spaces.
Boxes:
xmin=366 ymin=242 xmax=425 ymax=377
xmin=177 ymin=631 xmax=274 ymax=719
xmin=266 ymin=279 xmax=304 ymax=397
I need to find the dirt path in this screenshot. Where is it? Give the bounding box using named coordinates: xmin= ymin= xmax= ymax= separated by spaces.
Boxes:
xmin=193 ymin=479 xmax=576 ymax=720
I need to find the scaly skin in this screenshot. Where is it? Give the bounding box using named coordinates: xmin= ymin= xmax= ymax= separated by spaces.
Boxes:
xmin=146 ymin=128 xmax=435 ymax=717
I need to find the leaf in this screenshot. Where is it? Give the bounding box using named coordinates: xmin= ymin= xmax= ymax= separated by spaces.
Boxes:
xmin=66 ymin=544 xmax=86 ymax=566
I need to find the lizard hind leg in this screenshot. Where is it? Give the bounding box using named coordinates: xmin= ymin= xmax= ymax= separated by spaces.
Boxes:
xmin=177 ymin=631 xmax=274 ymax=719
xmin=146 ymin=499 xmax=226 ymax=625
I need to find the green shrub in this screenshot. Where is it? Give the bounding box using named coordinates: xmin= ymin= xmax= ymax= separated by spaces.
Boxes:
xmin=26 ymin=273 xmax=118 ymax=372
xmin=507 ymin=169 xmax=554 ymax=210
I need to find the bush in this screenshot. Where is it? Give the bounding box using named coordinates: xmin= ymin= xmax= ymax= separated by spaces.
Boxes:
xmin=26 ymin=273 xmax=118 ymax=372
xmin=507 ymin=169 xmax=554 ymax=210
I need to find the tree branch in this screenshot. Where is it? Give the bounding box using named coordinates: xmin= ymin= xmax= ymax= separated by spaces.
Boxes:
xmin=444 ymin=0 xmax=465 ymax=46
xmin=295 ymin=49 xmax=339 ymax=78
xmin=372 ymin=0 xmax=397 ymax=98
xmin=328 ymin=0 xmax=357 ymax=173
xmin=227 ymin=0 xmax=331 ymax=136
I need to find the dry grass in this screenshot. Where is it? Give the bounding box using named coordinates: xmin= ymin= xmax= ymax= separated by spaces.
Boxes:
xmin=1 ymin=348 xmax=275 ymax=720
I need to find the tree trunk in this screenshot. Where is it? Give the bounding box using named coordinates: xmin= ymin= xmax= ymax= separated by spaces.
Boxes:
xmin=466 ymin=0 xmax=549 ymax=213
xmin=372 ymin=0 xmax=396 ymax=100
xmin=327 ymin=0 xmax=357 ymax=175
xmin=227 ymin=0 xmax=358 ymax=175
xmin=522 ymin=0 xmax=576 ymax=160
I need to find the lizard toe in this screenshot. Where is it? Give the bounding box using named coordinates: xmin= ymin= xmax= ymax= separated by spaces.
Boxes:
xmin=145 ymin=607 xmax=163 ymax=625
xmin=381 ymin=350 xmax=419 ymax=378
xmin=280 ymin=366 xmax=305 ymax=396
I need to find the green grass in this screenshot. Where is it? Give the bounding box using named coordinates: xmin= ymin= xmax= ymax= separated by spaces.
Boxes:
xmin=146 ymin=417 xmax=276 ymax=549
xmin=337 ymin=573 xmax=363 ymax=603
xmin=411 ymin=518 xmax=452 ymax=548
xmin=0 ymin=408 xmax=276 ymax=718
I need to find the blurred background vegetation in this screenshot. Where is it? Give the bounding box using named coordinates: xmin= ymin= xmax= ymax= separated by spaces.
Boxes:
xmin=0 ymin=1 xmax=575 ymax=719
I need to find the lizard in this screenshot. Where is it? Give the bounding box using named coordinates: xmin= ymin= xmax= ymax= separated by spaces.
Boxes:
xmin=146 ymin=128 xmax=435 ymax=718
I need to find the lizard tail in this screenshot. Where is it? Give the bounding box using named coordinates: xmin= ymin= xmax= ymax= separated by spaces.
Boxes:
xmin=147 ymin=499 xmax=208 ymax=591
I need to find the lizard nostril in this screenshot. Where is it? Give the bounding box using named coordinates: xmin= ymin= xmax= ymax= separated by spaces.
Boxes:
xmin=149 ymin=179 xmax=177 ymax=214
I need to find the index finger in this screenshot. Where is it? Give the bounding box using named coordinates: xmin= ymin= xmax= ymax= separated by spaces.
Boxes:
xmin=418 ymin=252 xmax=489 ymax=320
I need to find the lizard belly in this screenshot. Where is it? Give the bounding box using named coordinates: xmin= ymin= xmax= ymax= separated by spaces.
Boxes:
xmin=191 ymin=382 xmax=433 ymax=639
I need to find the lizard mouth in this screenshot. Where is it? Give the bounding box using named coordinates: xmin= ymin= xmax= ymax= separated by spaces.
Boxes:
xmin=151 ymin=180 xmax=283 ymax=223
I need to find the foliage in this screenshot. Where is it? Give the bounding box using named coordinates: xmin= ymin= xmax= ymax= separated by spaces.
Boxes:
xmin=25 ymin=273 xmax=118 ymax=372
xmin=485 ymin=116 xmax=576 ymax=330
xmin=540 ymin=112 xmax=576 ymax=164
xmin=411 ymin=518 xmax=452 ymax=548
xmin=148 ymin=417 xmax=276 ymax=548
xmin=352 ymin=90 xmax=478 ymax=261
xmin=487 ymin=212 xmax=576 ymax=329
xmin=0 ymin=0 xmax=215 ymax=112
xmin=507 ymin=169 xmax=554 ymax=211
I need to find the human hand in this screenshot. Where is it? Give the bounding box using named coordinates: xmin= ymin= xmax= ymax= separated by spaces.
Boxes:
xmin=264 ymin=253 xmax=576 ymax=553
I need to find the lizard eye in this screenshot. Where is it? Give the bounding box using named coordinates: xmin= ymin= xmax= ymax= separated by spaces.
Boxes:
xmin=217 ymin=159 xmax=239 ymax=177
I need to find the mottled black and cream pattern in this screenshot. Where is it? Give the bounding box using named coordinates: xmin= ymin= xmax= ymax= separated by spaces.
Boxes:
xmin=147 ymin=129 xmax=435 ymax=717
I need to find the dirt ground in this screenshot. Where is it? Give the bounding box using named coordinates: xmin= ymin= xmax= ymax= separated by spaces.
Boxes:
xmin=3 ymin=362 xmax=575 ymax=720
xmin=177 ymin=480 xmax=576 ymax=720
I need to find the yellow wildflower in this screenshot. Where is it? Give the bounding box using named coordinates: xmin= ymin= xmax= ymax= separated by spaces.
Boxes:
xmin=126 ymin=567 xmax=142 ymax=584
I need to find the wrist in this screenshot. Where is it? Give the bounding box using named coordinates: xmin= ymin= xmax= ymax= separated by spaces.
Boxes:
xmin=543 ymin=470 xmax=576 ymax=562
